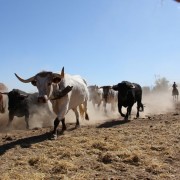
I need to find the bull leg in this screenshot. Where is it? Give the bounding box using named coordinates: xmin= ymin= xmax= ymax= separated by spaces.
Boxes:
xmin=97 ymin=101 xmax=101 ymax=110
xmin=118 ymin=104 xmax=126 ymax=118
xmin=136 ymin=101 xmax=143 ymax=118
xmin=53 ymin=117 xmax=60 ymax=137
xmin=136 ymin=103 xmax=140 ymax=118
xmin=25 ymin=117 xmax=29 ymax=129
xmin=83 ymin=100 xmax=89 ymax=120
xmin=52 ymin=117 xmax=66 ymax=139
xmin=7 ymin=112 xmax=14 ymax=128
xmin=125 ymin=106 xmax=132 ymax=120
xmin=61 ymin=118 xmax=66 ymax=131
xmin=103 ymin=101 xmax=107 ymax=114
xmin=73 ymin=108 xmax=80 ymax=128
xmin=25 ymin=113 xmax=29 ymax=129
xmin=52 ymin=117 xmax=63 ymax=139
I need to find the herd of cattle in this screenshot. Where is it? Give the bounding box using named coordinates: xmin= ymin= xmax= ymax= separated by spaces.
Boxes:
xmin=0 ymin=67 xmax=144 ymax=139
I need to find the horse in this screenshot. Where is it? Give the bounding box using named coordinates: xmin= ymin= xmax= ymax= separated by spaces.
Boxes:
xmin=172 ymin=87 xmax=179 ymax=101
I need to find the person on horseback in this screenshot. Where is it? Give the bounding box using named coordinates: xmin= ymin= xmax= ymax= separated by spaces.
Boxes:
xmin=172 ymin=82 xmax=177 ymax=89
xmin=172 ymin=82 xmax=179 ymax=101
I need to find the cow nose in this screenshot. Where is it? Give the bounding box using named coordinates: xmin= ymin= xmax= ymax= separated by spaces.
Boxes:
xmin=38 ymin=97 xmax=47 ymax=103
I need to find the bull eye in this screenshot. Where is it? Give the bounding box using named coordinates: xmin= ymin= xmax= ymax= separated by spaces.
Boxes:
xmin=48 ymin=82 xmax=52 ymax=86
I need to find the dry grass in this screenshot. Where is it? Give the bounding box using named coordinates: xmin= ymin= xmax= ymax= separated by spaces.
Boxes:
xmin=0 ymin=103 xmax=179 ymax=179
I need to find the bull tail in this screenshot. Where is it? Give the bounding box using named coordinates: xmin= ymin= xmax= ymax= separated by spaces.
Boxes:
xmin=78 ymin=104 xmax=89 ymax=120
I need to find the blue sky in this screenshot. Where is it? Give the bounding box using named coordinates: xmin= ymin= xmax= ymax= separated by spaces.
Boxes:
xmin=0 ymin=0 xmax=180 ymax=92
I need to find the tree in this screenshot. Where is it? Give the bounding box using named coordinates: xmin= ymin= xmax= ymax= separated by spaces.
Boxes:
xmin=153 ymin=77 xmax=169 ymax=92
xmin=142 ymin=86 xmax=151 ymax=95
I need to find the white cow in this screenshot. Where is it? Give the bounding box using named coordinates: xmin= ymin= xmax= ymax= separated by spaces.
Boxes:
xmin=15 ymin=67 xmax=89 ymax=139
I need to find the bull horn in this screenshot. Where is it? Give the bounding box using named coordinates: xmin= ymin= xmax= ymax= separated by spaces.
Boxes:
xmin=14 ymin=73 xmax=35 ymax=83
xmin=60 ymin=67 xmax=64 ymax=78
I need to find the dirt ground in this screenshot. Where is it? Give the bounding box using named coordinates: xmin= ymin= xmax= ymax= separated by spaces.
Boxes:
xmin=0 ymin=102 xmax=179 ymax=180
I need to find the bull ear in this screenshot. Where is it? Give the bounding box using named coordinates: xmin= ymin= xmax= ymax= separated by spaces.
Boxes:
xmin=52 ymin=77 xmax=61 ymax=84
xmin=60 ymin=67 xmax=64 ymax=78
xmin=31 ymin=80 xmax=37 ymax=86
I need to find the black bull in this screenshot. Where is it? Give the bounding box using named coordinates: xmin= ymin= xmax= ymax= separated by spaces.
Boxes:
xmin=1 ymin=89 xmax=52 ymax=129
xmin=112 ymin=81 xmax=144 ymax=120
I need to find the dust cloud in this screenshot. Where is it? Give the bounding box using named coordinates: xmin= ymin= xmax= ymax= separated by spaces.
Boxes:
xmin=0 ymin=90 xmax=177 ymax=132
xmin=67 ymin=102 xmax=120 ymax=126
xmin=0 ymin=110 xmax=55 ymax=132
xmin=142 ymin=91 xmax=175 ymax=116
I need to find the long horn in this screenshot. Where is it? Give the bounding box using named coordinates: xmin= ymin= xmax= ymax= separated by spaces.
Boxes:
xmin=14 ymin=73 xmax=35 ymax=83
xmin=60 ymin=67 xmax=64 ymax=78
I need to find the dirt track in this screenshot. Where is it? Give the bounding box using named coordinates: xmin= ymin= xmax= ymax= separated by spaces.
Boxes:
xmin=0 ymin=104 xmax=179 ymax=179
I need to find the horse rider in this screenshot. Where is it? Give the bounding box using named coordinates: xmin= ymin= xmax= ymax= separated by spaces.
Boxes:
xmin=172 ymin=82 xmax=178 ymax=90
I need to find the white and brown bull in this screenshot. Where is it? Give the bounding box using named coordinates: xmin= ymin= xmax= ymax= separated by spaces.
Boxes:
xmin=15 ymin=67 xmax=89 ymax=139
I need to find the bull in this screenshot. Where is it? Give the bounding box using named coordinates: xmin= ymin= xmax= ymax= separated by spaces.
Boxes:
xmin=88 ymin=85 xmax=103 ymax=109
xmin=100 ymin=86 xmax=118 ymax=114
xmin=15 ymin=67 xmax=89 ymax=139
xmin=1 ymin=89 xmax=53 ymax=129
xmin=112 ymin=81 xmax=144 ymax=120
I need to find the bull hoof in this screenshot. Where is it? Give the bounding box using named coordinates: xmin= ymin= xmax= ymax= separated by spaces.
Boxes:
xmin=50 ymin=134 xmax=58 ymax=140
xmin=124 ymin=117 xmax=129 ymax=121
xmin=62 ymin=127 xmax=67 ymax=132
xmin=75 ymin=124 xmax=80 ymax=129
xmin=85 ymin=113 xmax=89 ymax=120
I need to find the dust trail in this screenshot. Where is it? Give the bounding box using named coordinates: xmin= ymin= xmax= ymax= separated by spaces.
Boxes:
xmin=142 ymin=91 xmax=175 ymax=116
xmin=0 ymin=112 xmax=9 ymax=131
xmin=63 ymin=102 xmax=119 ymax=126
xmin=0 ymin=107 xmax=55 ymax=132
